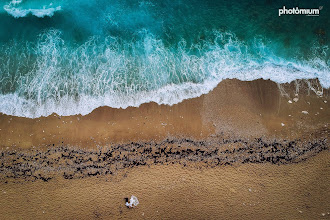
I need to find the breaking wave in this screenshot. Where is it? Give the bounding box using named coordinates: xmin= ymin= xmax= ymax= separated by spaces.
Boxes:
xmin=0 ymin=29 xmax=328 ymax=118
xmin=3 ymin=0 xmax=61 ymax=18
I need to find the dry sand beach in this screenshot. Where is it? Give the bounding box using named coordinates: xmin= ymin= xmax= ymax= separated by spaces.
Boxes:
xmin=0 ymin=79 xmax=329 ymax=219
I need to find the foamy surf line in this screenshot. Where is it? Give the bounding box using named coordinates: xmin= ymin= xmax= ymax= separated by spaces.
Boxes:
xmin=0 ymin=29 xmax=328 ymax=118
xmin=0 ymin=75 xmax=327 ymax=119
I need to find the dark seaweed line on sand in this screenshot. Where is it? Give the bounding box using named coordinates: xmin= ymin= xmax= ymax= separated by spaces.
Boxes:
xmin=0 ymin=138 xmax=327 ymax=182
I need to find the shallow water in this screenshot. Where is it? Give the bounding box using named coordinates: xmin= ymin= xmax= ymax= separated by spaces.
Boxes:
xmin=0 ymin=0 xmax=329 ymax=117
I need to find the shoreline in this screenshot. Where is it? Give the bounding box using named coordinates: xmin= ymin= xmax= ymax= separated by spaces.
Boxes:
xmin=0 ymin=78 xmax=328 ymax=182
xmin=0 ymin=78 xmax=328 ymax=149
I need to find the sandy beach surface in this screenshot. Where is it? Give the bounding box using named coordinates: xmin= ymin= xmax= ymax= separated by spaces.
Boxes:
xmin=0 ymin=151 xmax=329 ymax=220
xmin=0 ymin=79 xmax=329 ymax=219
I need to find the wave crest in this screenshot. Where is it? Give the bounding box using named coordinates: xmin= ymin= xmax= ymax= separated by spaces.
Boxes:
xmin=0 ymin=29 xmax=329 ymax=118
xmin=3 ymin=0 xmax=61 ymax=18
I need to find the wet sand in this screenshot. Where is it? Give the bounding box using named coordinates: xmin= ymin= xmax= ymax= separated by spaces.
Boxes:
xmin=0 ymin=79 xmax=328 ymax=149
xmin=0 ymin=78 xmax=329 ymax=219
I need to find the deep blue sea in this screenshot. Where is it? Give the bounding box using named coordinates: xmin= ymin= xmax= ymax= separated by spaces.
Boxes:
xmin=0 ymin=0 xmax=329 ymax=118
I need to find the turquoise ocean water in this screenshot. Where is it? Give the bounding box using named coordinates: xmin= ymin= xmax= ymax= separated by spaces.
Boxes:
xmin=0 ymin=0 xmax=329 ymax=117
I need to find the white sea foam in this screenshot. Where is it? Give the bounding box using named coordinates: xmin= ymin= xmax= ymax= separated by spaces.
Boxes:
xmin=3 ymin=0 xmax=61 ymax=18
xmin=0 ymin=30 xmax=329 ymax=118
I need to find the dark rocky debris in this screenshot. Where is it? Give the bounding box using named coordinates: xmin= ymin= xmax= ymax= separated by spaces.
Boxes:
xmin=0 ymin=138 xmax=328 ymax=182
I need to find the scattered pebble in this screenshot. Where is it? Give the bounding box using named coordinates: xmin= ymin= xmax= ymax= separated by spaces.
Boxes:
xmin=293 ymin=98 xmax=299 ymax=102
xmin=301 ymin=111 xmax=309 ymax=115
xmin=288 ymin=100 xmax=292 ymax=104
xmin=324 ymin=101 xmax=327 ymax=103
